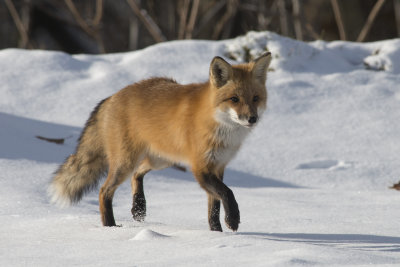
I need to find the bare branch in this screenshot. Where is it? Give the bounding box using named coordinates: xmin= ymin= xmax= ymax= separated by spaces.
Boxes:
xmin=357 ymin=0 xmax=386 ymax=42
xmin=390 ymin=181 xmax=400 ymax=190
xmin=277 ymin=0 xmax=288 ymax=36
xmin=92 ymin=0 xmax=104 ymax=26
xmin=64 ymin=0 xmax=105 ymax=53
xmin=292 ymin=0 xmax=303 ymax=40
xmin=305 ymin=22 xmax=320 ymax=40
xmin=64 ymin=0 xmax=96 ymax=36
xmin=393 ymin=0 xmax=400 ymax=36
xmin=257 ymin=1 xmax=266 ymax=30
xmin=129 ymin=0 xmax=140 ymax=50
xmin=212 ymin=0 xmax=238 ymax=40
xmin=178 ymin=0 xmax=190 ymax=39
xmin=185 ymin=0 xmax=200 ymax=39
xmin=126 ymin=0 xmax=166 ymax=43
xmin=36 ymin=135 xmax=70 ymax=145
xmin=5 ymin=0 xmax=32 ymax=48
xmin=193 ymin=0 xmax=226 ymax=37
xmin=258 ymin=0 xmax=279 ymax=30
xmin=330 ymin=0 xmax=347 ymax=40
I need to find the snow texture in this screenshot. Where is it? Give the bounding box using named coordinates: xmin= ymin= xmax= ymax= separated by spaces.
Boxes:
xmin=1 ymin=31 xmax=400 ymax=266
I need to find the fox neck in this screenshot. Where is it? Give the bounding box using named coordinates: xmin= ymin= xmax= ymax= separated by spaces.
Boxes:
xmin=214 ymin=121 xmax=250 ymax=147
xmin=206 ymin=120 xmax=250 ymax=167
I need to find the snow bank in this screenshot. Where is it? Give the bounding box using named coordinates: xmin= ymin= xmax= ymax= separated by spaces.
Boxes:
xmin=1 ymin=31 xmax=400 ymax=266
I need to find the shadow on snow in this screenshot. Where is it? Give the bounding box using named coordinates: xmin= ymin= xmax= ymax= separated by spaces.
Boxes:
xmin=239 ymin=232 xmax=400 ymax=252
xmin=0 ymin=111 xmax=300 ymax=189
xmin=154 ymin=167 xmax=300 ymax=189
xmin=0 ymin=112 xmax=79 ymax=163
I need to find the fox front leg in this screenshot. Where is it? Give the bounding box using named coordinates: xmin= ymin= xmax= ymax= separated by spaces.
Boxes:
xmin=207 ymin=170 xmax=225 ymax=231
xmin=221 ymin=185 xmax=240 ymax=231
xmin=208 ymin=194 xmax=222 ymax=231
xmin=195 ymin=171 xmax=240 ymax=231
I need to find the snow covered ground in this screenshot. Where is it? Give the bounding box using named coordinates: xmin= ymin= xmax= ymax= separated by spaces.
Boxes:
xmin=1 ymin=31 xmax=400 ymax=266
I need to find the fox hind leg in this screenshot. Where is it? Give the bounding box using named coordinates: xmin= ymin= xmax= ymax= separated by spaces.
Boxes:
xmin=131 ymin=156 xmax=173 ymax=222
xmin=131 ymin=170 xmax=149 ymax=222
xmin=99 ymin=149 xmax=143 ymax=226
xmin=99 ymin=166 xmax=133 ymax=226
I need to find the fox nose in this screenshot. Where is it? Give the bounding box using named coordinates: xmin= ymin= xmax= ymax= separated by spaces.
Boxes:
xmin=248 ymin=116 xmax=258 ymax=124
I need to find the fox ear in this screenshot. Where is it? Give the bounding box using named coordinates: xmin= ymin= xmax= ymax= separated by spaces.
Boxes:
xmin=210 ymin=56 xmax=233 ymax=88
xmin=252 ymin=52 xmax=272 ymax=84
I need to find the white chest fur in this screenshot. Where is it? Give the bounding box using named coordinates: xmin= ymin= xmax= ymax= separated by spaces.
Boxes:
xmin=207 ymin=123 xmax=250 ymax=166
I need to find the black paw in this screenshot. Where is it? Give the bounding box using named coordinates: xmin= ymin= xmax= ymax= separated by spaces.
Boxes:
xmin=224 ymin=190 xmax=240 ymax=231
xmin=131 ymin=193 xmax=146 ymax=222
xmin=102 ymin=217 xmax=117 ymax=227
xmin=209 ymin=221 xmax=223 ymax=232
xmin=225 ymin=212 xmax=240 ymax=231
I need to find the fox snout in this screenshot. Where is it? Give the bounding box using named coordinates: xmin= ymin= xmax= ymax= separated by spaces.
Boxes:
xmin=230 ymin=110 xmax=258 ymax=128
xmin=248 ymin=115 xmax=258 ymax=124
xmin=237 ymin=113 xmax=258 ymax=127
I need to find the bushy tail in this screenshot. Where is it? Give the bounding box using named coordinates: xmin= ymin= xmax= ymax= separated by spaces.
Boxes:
xmin=49 ymin=98 xmax=109 ymax=206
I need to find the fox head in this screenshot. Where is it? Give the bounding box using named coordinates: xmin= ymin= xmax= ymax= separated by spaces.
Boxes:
xmin=210 ymin=53 xmax=272 ymax=129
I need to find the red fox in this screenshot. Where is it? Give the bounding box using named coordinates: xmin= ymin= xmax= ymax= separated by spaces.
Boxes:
xmin=49 ymin=52 xmax=272 ymax=232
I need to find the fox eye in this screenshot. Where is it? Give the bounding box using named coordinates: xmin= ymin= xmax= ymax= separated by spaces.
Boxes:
xmin=230 ymin=96 xmax=239 ymax=103
xmin=253 ymin=95 xmax=259 ymax=102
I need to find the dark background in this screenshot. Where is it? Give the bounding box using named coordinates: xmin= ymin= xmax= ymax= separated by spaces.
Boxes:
xmin=2 ymin=0 xmax=399 ymax=54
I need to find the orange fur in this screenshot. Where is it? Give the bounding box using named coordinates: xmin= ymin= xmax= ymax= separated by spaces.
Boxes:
xmin=49 ymin=53 xmax=272 ymax=231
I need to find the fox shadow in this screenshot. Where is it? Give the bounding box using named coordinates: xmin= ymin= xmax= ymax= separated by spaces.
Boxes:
xmin=154 ymin=167 xmax=300 ymax=189
xmin=239 ymin=232 xmax=400 ymax=252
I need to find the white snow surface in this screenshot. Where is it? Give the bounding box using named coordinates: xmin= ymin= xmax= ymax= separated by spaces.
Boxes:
xmin=1 ymin=31 xmax=400 ymax=266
